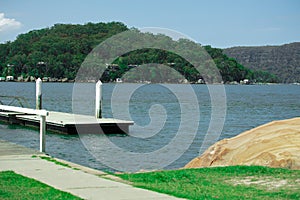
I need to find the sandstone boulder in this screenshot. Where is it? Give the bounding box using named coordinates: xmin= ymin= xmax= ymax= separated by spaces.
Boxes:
xmin=185 ymin=117 xmax=300 ymax=170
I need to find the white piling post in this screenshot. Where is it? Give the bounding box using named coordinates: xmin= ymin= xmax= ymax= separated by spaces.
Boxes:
xmin=95 ymin=80 xmax=102 ymax=118
xmin=40 ymin=115 xmax=46 ymax=152
xmin=36 ymin=78 xmax=42 ymax=110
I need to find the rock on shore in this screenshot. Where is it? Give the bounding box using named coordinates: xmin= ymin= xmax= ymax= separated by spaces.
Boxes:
xmin=185 ymin=117 xmax=300 ymax=170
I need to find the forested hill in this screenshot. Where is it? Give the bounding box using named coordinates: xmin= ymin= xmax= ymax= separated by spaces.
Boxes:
xmin=223 ymin=42 xmax=300 ymax=83
xmin=0 ymin=22 xmax=277 ymax=83
xmin=0 ymin=22 xmax=128 ymax=79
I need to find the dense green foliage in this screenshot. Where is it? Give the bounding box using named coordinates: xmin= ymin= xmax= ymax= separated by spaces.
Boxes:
xmin=0 ymin=22 xmax=278 ymax=83
xmin=0 ymin=22 xmax=128 ymax=79
xmin=119 ymin=166 xmax=300 ymax=200
xmin=0 ymin=171 xmax=82 ymax=200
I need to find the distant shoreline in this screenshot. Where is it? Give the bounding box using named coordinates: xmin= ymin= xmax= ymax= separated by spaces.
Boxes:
xmin=0 ymin=80 xmax=299 ymax=85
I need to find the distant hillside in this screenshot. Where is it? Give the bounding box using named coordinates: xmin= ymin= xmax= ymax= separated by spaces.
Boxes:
xmin=224 ymin=42 xmax=300 ymax=83
xmin=0 ymin=22 xmax=277 ymax=83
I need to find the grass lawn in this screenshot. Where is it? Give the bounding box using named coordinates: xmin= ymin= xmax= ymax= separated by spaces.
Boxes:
xmin=118 ymin=166 xmax=300 ymax=200
xmin=0 ymin=171 xmax=82 ymax=200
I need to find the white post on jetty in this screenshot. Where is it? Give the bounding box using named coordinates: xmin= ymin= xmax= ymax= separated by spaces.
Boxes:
xmin=36 ymin=78 xmax=42 ymax=110
xmin=40 ymin=115 xmax=46 ymax=152
xmin=95 ymin=80 xmax=102 ymax=118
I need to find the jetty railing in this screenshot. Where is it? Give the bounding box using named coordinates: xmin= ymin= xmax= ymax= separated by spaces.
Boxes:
xmin=0 ymin=105 xmax=49 ymax=153
xmin=0 ymin=95 xmax=28 ymax=107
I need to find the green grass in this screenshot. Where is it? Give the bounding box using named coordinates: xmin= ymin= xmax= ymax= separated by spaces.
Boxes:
xmin=118 ymin=166 xmax=300 ymax=200
xmin=39 ymin=156 xmax=72 ymax=168
xmin=0 ymin=171 xmax=82 ymax=200
xmin=38 ymin=156 xmax=79 ymax=170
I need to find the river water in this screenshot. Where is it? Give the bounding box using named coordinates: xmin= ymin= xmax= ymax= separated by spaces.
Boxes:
xmin=0 ymin=82 xmax=299 ymax=172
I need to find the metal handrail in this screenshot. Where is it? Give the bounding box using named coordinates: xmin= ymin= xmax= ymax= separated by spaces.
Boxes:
xmin=0 ymin=96 xmax=29 ymax=108
xmin=0 ymin=105 xmax=48 ymax=152
xmin=0 ymin=105 xmax=48 ymax=116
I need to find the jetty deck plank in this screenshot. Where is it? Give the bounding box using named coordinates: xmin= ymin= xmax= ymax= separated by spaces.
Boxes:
xmin=0 ymin=110 xmax=134 ymax=134
xmin=16 ymin=111 xmax=134 ymax=126
xmin=0 ymin=111 xmax=24 ymax=117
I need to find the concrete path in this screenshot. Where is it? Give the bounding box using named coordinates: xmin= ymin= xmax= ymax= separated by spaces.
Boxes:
xmin=0 ymin=140 xmax=183 ymax=200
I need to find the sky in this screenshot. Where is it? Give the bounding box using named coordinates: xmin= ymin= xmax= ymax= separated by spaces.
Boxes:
xmin=0 ymin=0 xmax=299 ymax=48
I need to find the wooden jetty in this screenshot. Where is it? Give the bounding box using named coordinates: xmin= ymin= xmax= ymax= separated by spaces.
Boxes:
xmin=0 ymin=80 xmax=134 ymax=135
xmin=0 ymin=110 xmax=134 ymax=135
xmin=0 ymin=80 xmax=134 ymax=153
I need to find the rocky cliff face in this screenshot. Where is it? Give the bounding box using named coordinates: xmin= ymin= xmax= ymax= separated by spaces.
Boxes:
xmin=223 ymin=42 xmax=300 ymax=83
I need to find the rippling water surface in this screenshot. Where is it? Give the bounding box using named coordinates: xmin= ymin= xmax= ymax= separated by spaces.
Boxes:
xmin=0 ymin=82 xmax=299 ymax=171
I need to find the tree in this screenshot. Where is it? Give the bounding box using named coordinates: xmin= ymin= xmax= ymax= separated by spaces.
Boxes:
xmin=0 ymin=21 xmax=277 ymax=83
